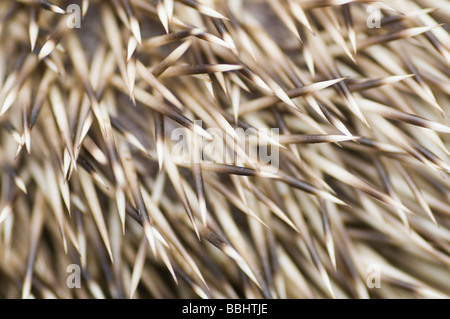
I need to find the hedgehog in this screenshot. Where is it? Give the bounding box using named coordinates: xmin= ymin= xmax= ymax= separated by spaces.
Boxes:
xmin=0 ymin=0 xmax=450 ymax=299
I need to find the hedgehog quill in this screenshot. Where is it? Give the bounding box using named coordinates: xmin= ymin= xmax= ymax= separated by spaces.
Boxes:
xmin=0 ymin=0 xmax=450 ymax=299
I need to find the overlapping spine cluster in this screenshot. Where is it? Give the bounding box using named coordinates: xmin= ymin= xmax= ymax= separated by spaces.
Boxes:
xmin=0 ymin=0 xmax=450 ymax=298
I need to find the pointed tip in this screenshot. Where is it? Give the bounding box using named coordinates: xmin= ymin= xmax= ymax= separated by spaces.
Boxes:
xmin=157 ymin=3 xmax=170 ymax=33
xmin=130 ymin=18 xmax=142 ymax=45
xmin=82 ymin=0 xmax=89 ymax=17
xmin=38 ymin=40 xmax=55 ymax=61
